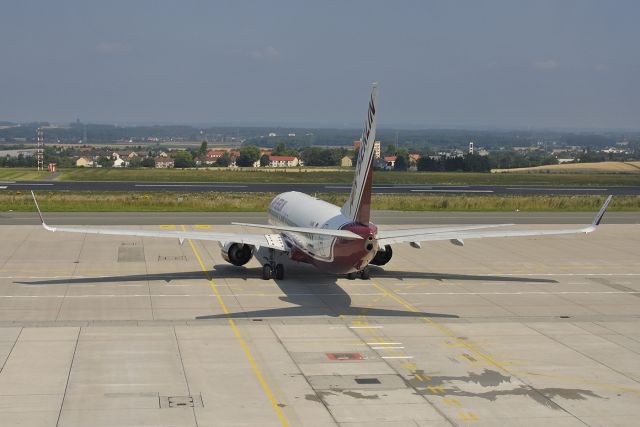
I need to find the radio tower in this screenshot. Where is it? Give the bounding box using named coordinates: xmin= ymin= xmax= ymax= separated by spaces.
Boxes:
xmin=36 ymin=127 xmax=44 ymax=171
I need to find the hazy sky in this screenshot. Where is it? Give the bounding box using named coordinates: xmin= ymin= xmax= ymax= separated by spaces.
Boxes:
xmin=1 ymin=1 xmax=638 ymax=129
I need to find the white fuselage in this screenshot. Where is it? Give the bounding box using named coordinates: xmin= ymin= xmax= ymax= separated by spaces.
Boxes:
xmin=266 ymin=191 xmax=378 ymax=272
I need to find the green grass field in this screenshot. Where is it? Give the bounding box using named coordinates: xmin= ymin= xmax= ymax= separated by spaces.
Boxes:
xmin=0 ymin=168 xmax=49 ymax=181
xmin=54 ymin=167 xmax=640 ymax=186
xmin=3 ymin=192 xmax=638 ymax=212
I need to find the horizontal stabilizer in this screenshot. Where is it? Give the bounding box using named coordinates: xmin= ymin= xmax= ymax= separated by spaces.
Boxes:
xmin=232 ymin=222 xmax=363 ymax=239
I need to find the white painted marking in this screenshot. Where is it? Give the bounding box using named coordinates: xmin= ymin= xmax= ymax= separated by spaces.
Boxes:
xmin=506 ymin=187 xmax=608 ymax=191
xmin=0 ymin=186 xmax=7 ymax=189
xmin=410 ymin=189 xmax=494 ymax=193
xmin=135 ymin=184 xmax=247 ymax=188
xmin=366 ymin=342 xmax=402 ymax=345
xmin=396 ymin=291 xmax=640 ymax=296
xmin=382 ymin=356 xmax=413 ymax=359
xmin=500 ymin=273 xmax=640 ymax=277
xmin=327 ymin=185 xmax=475 ymax=189
xmin=372 ymin=346 xmax=405 ymax=350
xmin=0 ymin=181 xmax=16 ymax=184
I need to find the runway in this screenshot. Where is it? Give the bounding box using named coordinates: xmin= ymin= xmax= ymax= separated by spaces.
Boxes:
xmin=3 ymin=179 xmax=640 ymax=195
xmin=0 ymin=221 xmax=638 ymax=426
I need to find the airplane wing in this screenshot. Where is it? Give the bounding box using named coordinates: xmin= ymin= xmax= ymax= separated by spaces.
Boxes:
xmin=30 ymin=191 xmax=289 ymax=250
xmin=377 ymin=195 xmax=613 ymax=246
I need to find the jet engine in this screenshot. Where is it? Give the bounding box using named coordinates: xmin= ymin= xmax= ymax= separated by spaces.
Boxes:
xmin=221 ymin=243 xmax=254 ymax=266
xmin=370 ymin=244 xmax=393 ymax=266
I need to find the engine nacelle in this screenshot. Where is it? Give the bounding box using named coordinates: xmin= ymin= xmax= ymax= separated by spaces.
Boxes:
xmin=370 ymin=244 xmax=393 ymax=266
xmin=221 ymin=242 xmax=254 ymax=266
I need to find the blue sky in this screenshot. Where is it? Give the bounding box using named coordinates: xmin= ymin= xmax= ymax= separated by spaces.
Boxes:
xmin=1 ymin=1 xmax=638 ymax=129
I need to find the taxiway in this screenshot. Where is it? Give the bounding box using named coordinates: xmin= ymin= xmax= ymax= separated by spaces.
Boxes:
xmin=0 ymin=220 xmax=638 ymax=426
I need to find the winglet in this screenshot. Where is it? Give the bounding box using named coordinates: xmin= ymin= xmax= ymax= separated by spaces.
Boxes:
xmin=31 ymin=191 xmax=55 ymax=231
xmin=592 ymin=195 xmax=613 ymax=227
xmin=584 ymin=195 xmax=613 ymax=232
xmin=31 ymin=191 xmax=45 ymax=224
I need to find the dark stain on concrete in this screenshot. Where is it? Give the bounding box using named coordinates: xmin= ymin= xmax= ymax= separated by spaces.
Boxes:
xmin=409 ymin=369 xmax=603 ymax=410
xmin=342 ymin=390 xmax=380 ymax=400
xmin=439 ymin=386 xmax=603 ymax=410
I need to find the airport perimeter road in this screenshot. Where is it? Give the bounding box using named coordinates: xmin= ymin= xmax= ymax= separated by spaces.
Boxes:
xmin=2 ymin=180 xmax=640 ymax=195
xmin=0 ymin=223 xmax=638 ymax=426
xmin=2 ymin=210 xmax=639 ymax=225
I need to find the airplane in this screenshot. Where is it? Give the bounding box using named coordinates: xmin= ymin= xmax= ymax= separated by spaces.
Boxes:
xmin=31 ymin=83 xmax=613 ymax=281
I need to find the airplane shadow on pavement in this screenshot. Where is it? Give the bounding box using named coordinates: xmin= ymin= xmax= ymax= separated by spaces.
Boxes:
xmin=15 ymin=263 xmax=556 ymax=321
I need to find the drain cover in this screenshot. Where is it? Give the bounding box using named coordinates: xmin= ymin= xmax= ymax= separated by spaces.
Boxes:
xmin=159 ymin=395 xmax=203 ymax=408
xmin=354 ymin=378 xmax=381 ymax=385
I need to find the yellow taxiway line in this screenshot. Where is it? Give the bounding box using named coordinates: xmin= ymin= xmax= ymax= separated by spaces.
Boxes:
xmin=182 ymin=226 xmax=289 ymax=427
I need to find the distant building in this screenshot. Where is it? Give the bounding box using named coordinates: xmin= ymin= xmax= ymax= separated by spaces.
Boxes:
xmin=206 ymin=150 xmax=227 ymax=158
xmin=557 ymin=158 xmax=575 ymax=164
xmin=268 ymin=132 xmax=277 ymax=137
xmin=154 ymin=157 xmax=175 ymax=168
xmin=288 ymin=133 xmax=296 ymax=137
xmin=340 ymin=156 xmax=353 ymax=167
xmin=0 ymin=148 xmax=37 ymax=158
xmin=76 ymin=157 xmax=93 ymax=167
xmin=196 ymin=150 xmax=228 ymax=165
xmin=383 ymin=155 xmax=397 ymax=169
xmin=269 ymin=155 xmax=299 ymax=167
xmin=469 ymin=141 xmax=474 ymax=154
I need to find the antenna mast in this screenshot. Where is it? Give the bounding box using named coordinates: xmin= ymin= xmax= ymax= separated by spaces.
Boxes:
xmin=36 ymin=127 xmax=44 ymax=171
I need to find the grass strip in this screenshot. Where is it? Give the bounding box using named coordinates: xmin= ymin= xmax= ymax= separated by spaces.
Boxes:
xmin=0 ymin=168 xmax=50 ymax=181
xmin=56 ymin=168 xmax=640 ymax=186
xmin=2 ymin=192 xmax=638 ymax=212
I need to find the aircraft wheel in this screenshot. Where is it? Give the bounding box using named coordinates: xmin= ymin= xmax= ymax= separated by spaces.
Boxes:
xmin=346 ymin=272 xmax=357 ymax=280
xmin=360 ymin=267 xmax=371 ymax=280
xmin=274 ymin=263 xmax=284 ymax=280
xmin=262 ymin=264 xmax=273 ymax=280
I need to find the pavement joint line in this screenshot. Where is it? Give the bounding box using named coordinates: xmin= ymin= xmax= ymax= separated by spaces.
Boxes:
xmin=371 ymin=346 xmax=405 ymax=349
xmin=55 ymin=327 xmax=81 ymax=427
xmin=182 ymin=225 xmax=289 ymax=427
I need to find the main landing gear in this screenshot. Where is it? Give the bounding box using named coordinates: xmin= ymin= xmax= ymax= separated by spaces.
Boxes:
xmin=347 ymin=266 xmax=370 ymax=280
xmin=262 ymin=263 xmax=285 ymax=280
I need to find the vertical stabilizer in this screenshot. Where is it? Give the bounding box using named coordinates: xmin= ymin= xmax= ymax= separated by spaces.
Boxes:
xmin=341 ymin=83 xmax=379 ymax=224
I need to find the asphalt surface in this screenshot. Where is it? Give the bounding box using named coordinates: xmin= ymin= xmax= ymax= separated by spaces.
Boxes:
xmin=2 ymin=210 xmax=638 ymax=225
xmin=2 ymin=179 xmax=640 ymax=195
